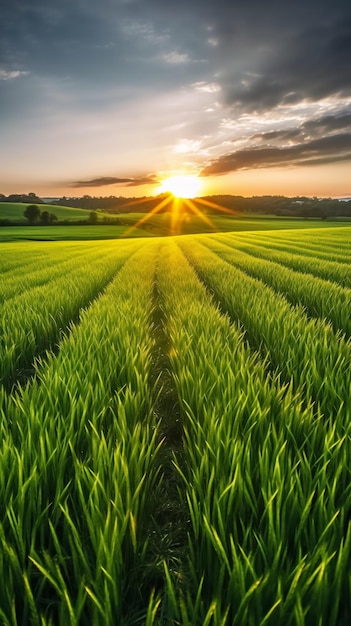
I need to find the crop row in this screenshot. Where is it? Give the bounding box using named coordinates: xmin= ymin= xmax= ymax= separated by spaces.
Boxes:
xmin=201 ymin=235 xmax=351 ymax=338
xmin=242 ymin=227 xmax=351 ymax=247
xmin=0 ymin=240 xmax=107 ymax=275
xmin=0 ymin=242 xmax=110 ymax=303
xmin=0 ymin=241 xmax=162 ymax=625
xmin=0 ymin=240 xmax=141 ymax=388
xmin=236 ymin=230 xmax=351 ymax=264
xmin=0 ymin=230 xmax=350 ymax=624
xmin=220 ymin=233 xmax=351 ymax=286
xmin=155 ymin=240 xmax=351 ymax=625
xmin=179 ymin=238 xmax=351 ymax=425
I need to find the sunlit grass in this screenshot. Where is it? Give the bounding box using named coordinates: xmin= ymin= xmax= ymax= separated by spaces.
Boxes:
xmin=156 ymin=240 xmax=351 ymax=624
xmin=0 ymin=228 xmax=350 ymax=623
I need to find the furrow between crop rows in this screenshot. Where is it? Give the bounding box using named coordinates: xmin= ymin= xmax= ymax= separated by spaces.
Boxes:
xmin=202 ymin=235 xmax=351 ymax=338
xmin=139 ymin=251 xmax=190 ymax=617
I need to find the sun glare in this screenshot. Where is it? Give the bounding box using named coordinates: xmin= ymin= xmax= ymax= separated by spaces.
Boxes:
xmin=122 ymin=174 xmax=238 ymax=238
xmin=158 ymin=175 xmax=202 ymax=198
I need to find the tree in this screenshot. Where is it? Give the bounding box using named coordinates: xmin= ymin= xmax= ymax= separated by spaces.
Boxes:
xmin=88 ymin=210 xmax=98 ymax=224
xmin=24 ymin=204 xmax=41 ymax=224
xmin=40 ymin=211 xmax=58 ymax=225
xmin=40 ymin=210 xmax=50 ymax=225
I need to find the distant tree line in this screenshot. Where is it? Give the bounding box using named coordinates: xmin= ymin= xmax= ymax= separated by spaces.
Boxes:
xmin=50 ymin=193 xmax=351 ymax=219
xmin=52 ymin=195 xmax=162 ymax=214
xmin=197 ymin=195 xmax=351 ymax=219
xmin=0 ymin=192 xmax=43 ymax=204
xmin=1 ymin=191 xmax=351 ymax=219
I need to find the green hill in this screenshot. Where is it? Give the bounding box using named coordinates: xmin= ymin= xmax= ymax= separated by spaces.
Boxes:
xmin=0 ymin=202 xmax=92 ymax=222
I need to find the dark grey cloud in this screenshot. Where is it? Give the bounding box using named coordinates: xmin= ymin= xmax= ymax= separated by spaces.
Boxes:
xmin=71 ymin=174 xmax=159 ymax=188
xmin=251 ymin=129 xmax=303 ymax=143
xmin=251 ymin=113 xmax=351 ymax=144
xmin=201 ymin=133 xmax=351 ymax=176
xmin=1 ymin=1 xmax=350 ymax=113
xmin=209 ymin=1 xmax=351 ymax=112
xmin=302 ymin=113 xmax=351 ymax=135
xmin=0 ymin=1 xmax=210 ymax=87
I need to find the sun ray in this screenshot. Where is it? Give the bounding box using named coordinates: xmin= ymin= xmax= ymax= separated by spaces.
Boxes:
xmin=183 ymin=198 xmax=217 ymax=231
xmin=117 ymin=174 xmax=240 ymax=237
xmin=170 ymin=196 xmax=182 ymax=236
xmin=122 ymin=194 xmax=173 ymax=236
xmin=195 ymin=197 xmax=240 ymax=216
xmin=118 ymin=195 xmax=159 ymax=210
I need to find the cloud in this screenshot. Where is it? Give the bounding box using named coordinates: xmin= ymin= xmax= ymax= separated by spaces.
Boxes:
xmin=125 ymin=174 xmax=160 ymax=187
xmin=1 ymin=0 xmax=350 ymax=197
xmin=201 ymin=133 xmax=351 ymax=176
xmin=0 ymin=69 xmax=29 ymax=80
xmin=163 ymin=51 xmax=190 ymax=64
xmin=71 ymin=177 xmax=135 ymax=187
xmin=0 ymin=1 xmax=209 ymax=92
xmin=71 ymin=174 xmax=159 ymax=188
xmin=302 ymin=113 xmax=351 ymax=135
xmin=3 ymin=1 xmax=349 ymax=116
xmin=218 ymin=5 xmax=351 ymax=113
xmin=193 ymin=81 xmax=221 ymax=93
xmin=251 ymin=128 xmax=303 ymax=143
xmin=251 ymin=113 xmax=351 ymax=145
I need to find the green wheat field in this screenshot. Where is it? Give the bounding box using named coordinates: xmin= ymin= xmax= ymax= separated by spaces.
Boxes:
xmin=0 ymin=225 xmax=350 ymax=625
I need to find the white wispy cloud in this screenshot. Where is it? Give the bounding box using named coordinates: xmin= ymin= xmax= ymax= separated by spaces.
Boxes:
xmin=193 ymin=81 xmax=221 ymax=93
xmin=0 ymin=69 xmax=29 ymax=80
xmin=173 ymin=138 xmax=202 ymax=153
xmin=163 ymin=51 xmax=190 ymax=64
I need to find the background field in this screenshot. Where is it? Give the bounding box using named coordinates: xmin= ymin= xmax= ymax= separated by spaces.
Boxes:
xmin=0 ymin=224 xmax=154 ymax=241
xmin=0 ymin=224 xmax=350 ymax=625
xmin=0 ymin=204 xmax=350 ymax=240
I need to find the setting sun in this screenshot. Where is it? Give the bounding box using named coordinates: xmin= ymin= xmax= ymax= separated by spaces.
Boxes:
xmin=158 ymin=175 xmax=202 ymax=199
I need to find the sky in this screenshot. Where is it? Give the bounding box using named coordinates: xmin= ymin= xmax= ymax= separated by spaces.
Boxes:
xmin=1 ymin=0 xmax=351 ymax=198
